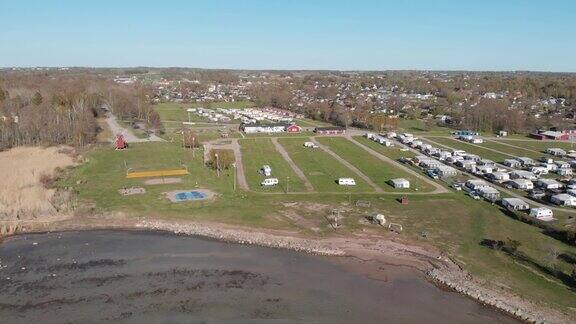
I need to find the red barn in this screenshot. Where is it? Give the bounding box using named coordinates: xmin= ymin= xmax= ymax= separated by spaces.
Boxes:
xmin=115 ymin=134 xmax=127 ymax=150
xmin=286 ymin=124 xmax=302 ymax=133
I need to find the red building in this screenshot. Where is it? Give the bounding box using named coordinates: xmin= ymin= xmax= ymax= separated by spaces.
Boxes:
xmin=286 ymin=124 xmax=302 ymax=133
xmin=530 ymin=129 xmax=575 ymax=141
xmin=313 ymin=127 xmax=346 ymax=135
xmin=115 ymin=134 xmax=127 ymax=149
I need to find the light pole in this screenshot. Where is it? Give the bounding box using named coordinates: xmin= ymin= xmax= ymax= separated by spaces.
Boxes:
xmin=215 ymin=153 xmax=220 ymax=178
xmin=233 ymin=162 xmax=237 ymax=192
xmin=286 ymin=176 xmax=290 ymax=193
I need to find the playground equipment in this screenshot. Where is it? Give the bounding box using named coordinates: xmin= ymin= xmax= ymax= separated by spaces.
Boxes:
xmin=124 ymin=160 xmax=189 ymax=179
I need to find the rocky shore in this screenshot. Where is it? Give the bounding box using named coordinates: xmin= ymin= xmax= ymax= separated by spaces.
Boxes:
xmin=428 ymin=268 xmax=567 ymax=324
xmin=1 ymin=217 xmax=572 ymax=323
xmin=136 ymin=219 xmax=345 ymax=256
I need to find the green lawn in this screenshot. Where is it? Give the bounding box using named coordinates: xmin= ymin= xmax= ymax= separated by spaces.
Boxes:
xmin=481 ymin=139 xmax=543 ymax=159
xmin=423 ymin=137 xmax=511 ymax=163
xmin=239 ymin=138 xmax=306 ymax=192
xmin=57 ymin=139 xmax=576 ymax=316
xmin=316 ymin=137 xmax=434 ymax=192
xmin=397 ymin=119 xmax=452 ymax=135
xmin=495 ymin=139 xmax=576 ymax=153
xmin=277 ymin=137 xmax=372 ymax=192
xmin=60 ymin=142 xmax=290 ymax=228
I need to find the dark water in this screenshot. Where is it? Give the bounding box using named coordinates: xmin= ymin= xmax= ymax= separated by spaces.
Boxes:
xmin=0 ymin=231 xmax=516 ymax=323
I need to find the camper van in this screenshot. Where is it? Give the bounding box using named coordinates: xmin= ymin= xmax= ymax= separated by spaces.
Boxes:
xmin=261 ymin=165 xmax=272 ymax=176
xmin=338 ymin=178 xmax=356 ymax=186
xmin=304 ymin=141 xmax=318 ymax=148
xmin=261 ymin=178 xmax=279 ymax=186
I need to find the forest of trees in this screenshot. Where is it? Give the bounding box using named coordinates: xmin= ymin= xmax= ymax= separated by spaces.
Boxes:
xmin=0 ymin=71 xmax=161 ymax=151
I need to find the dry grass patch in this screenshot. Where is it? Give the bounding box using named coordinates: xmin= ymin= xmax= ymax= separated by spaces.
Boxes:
xmin=0 ymin=146 xmax=77 ymax=221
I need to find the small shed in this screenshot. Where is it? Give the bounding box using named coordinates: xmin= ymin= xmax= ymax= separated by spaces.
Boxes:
xmin=115 ymin=134 xmax=127 ymax=150
xmin=390 ymin=178 xmax=410 ymax=189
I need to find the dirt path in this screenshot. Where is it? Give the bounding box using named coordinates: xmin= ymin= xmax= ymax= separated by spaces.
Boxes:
xmin=203 ymin=139 xmax=249 ymax=191
xmin=104 ymin=112 xmax=164 ymax=143
xmin=271 ymin=138 xmax=315 ymax=192
xmin=348 ymin=136 xmax=449 ymax=194
xmin=311 ymin=138 xmax=384 ymax=193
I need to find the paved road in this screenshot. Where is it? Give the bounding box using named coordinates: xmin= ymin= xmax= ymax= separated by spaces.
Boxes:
xmin=348 ymin=136 xmax=449 ymax=194
xmin=104 ymin=113 xmax=164 ymax=143
xmin=271 ymin=138 xmax=315 ymax=192
xmin=311 ymin=138 xmax=384 ymax=193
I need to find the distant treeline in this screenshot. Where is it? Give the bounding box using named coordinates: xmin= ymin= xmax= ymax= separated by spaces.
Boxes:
xmin=0 ymin=72 xmax=160 ymax=151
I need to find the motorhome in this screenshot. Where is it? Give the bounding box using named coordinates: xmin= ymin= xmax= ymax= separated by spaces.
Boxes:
xmin=338 ymin=178 xmax=356 ymax=186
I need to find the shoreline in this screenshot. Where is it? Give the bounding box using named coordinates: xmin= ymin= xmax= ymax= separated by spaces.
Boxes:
xmin=0 ymin=216 xmax=571 ymax=323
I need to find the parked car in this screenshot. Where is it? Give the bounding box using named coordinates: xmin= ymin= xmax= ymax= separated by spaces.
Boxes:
xmin=467 ymin=191 xmax=481 ymax=200
xmin=451 ymin=183 xmax=462 ymax=191
xmin=426 ymin=170 xmax=439 ymax=179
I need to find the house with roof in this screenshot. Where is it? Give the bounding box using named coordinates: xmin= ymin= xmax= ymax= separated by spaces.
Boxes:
xmin=313 ymin=127 xmax=346 ymax=135
xmin=389 ymin=178 xmax=410 ymax=189
xmin=476 ymin=186 xmax=500 ymax=202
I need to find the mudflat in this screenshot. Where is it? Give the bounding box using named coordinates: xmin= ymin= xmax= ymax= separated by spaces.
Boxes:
xmin=0 ymin=230 xmax=516 ymax=323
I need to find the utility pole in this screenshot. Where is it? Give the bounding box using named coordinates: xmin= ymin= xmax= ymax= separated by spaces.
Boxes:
xmin=233 ymin=163 xmax=237 ymax=192
xmin=192 ymin=136 xmax=195 ymax=158
xmin=215 ymin=153 xmax=219 ymax=177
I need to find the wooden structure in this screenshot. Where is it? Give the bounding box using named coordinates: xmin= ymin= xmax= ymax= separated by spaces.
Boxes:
xmin=115 ymin=134 xmax=127 ymax=150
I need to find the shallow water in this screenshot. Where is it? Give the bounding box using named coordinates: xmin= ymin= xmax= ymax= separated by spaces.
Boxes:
xmin=0 ymin=230 xmax=517 ymax=323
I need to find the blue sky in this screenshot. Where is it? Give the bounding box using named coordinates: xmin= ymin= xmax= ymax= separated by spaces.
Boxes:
xmin=1 ymin=0 xmax=575 ymax=71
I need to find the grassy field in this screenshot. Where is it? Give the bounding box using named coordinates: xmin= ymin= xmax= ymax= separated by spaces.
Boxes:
xmin=277 ymin=137 xmax=373 ymax=192
xmin=423 ymin=137 xmax=512 ymax=163
xmin=481 ymin=139 xmax=543 ymax=159
xmin=239 ymin=138 xmax=306 ymax=192
xmin=294 ymin=118 xmax=333 ymax=128
xmin=60 ymin=142 xmax=291 ymax=228
xmin=495 ymin=139 xmax=576 ymax=153
xmin=397 ymin=119 xmax=452 ymax=135
xmin=55 ymin=139 xmax=576 ymax=315
xmin=316 ymin=137 xmax=434 ymax=192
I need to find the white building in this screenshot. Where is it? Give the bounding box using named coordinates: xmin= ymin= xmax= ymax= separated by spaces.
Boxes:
xmin=510 ymin=170 xmax=537 ymax=181
xmin=389 ymin=178 xmax=410 ymax=189
xmin=434 ymin=165 xmax=458 ymax=177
